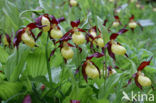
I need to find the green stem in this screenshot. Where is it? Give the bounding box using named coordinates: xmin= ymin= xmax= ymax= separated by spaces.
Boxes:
xmin=16 ymin=48 xmax=19 ymax=65
xmin=45 ymin=32 xmax=52 ymax=87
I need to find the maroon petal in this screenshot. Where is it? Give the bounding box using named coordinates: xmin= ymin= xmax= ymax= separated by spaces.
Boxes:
xmin=103 ymin=19 xmax=108 ymax=26
xmin=114 ymin=15 xmax=119 ymax=20
xmin=35 ymin=31 xmax=42 ymax=41
xmin=57 ymin=17 xmax=65 ymax=23
xmin=107 ymin=42 xmax=116 ymax=61
xmin=118 ymin=28 xmax=128 ymax=35
xmin=5 ymin=34 xmax=11 ymax=47
xmin=129 ymin=15 xmax=134 ymax=21
xmin=27 ymin=23 xmax=38 ymax=30
xmin=23 ymin=95 xmax=31 ymax=103
xmin=35 ymin=16 xmax=42 ymax=28
xmin=59 ymin=29 xmax=73 ymax=42
xmin=90 ymin=61 xmax=101 ymax=77
xmin=86 ymin=52 xmax=104 ymax=60
xmin=68 ymin=43 xmax=74 ymax=47
xmin=30 ymin=31 xmax=36 ymax=40
xmin=135 ymin=74 xmax=143 ymax=90
xmin=87 ymin=33 xmax=95 ymax=40
xmin=137 ymin=57 xmax=153 ymax=71
xmin=51 ymin=16 xmax=59 ymax=24
xmin=13 ymin=29 xmax=24 ymax=48
xmin=110 ymin=33 xmax=119 ymax=40
xmin=71 ymin=20 xmax=80 ymax=28
xmin=78 ymin=28 xmax=86 ymax=32
xmin=82 ymin=62 xmax=88 ymax=82
xmin=70 ymin=100 xmax=80 ymax=103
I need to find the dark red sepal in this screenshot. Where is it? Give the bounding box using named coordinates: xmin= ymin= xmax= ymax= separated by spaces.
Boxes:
xmin=35 ymin=31 xmax=43 ymax=41
xmin=82 ymin=61 xmax=88 ymax=82
xmin=68 ymin=43 xmax=74 ymax=47
xmin=107 ymin=42 xmax=116 ymax=61
xmin=110 ymin=28 xmax=128 ymax=40
xmin=78 ymin=28 xmax=86 ymax=32
xmin=70 ymin=100 xmax=80 ymax=103
xmin=5 ymin=34 xmax=11 ymax=47
xmin=135 ymin=73 xmax=143 ymax=90
xmin=137 ymin=57 xmax=153 ymax=71
xmin=114 ymin=16 xmax=119 ymax=20
xmin=30 ymin=31 xmax=36 ymax=40
xmin=23 ymin=95 xmax=31 ymax=103
xmin=71 ymin=20 xmax=80 ymax=28
xmin=13 ymin=29 xmax=25 ymax=48
xmin=118 ymin=28 xmax=128 ymax=35
xmin=129 ymin=15 xmax=134 ymax=21
xmin=103 ymin=19 xmax=108 ymax=26
xmin=57 ymin=17 xmax=65 ymax=23
xmin=51 ymin=16 xmax=59 ymax=24
xmin=90 ymin=61 xmax=101 ymax=78
xmin=35 ymin=16 xmax=42 ymax=29
xmin=59 ymin=29 xmax=73 ymax=42
xmin=86 ymin=52 xmax=104 ymax=60
xmin=110 ymin=33 xmax=119 ymax=40
xmin=27 ymin=23 xmax=37 ymax=29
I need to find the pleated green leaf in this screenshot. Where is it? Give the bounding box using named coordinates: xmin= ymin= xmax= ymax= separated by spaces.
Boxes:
xmin=23 ymin=48 xmax=47 ymax=78
xmin=0 ymin=81 xmax=22 ymax=100
xmin=5 ymin=45 xmax=30 ymax=81
xmin=0 ymin=47 xmax=9 ymax=63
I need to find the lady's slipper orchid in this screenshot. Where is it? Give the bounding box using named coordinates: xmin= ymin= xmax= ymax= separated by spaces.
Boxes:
xmin=59 ymin=20 xmax=86 ymax=46
xmin=104 ymin=28 xmax=128 ymax=60
xmin=81 ymin=52 xmax=104 ymax=82
xmin=124 ymin=57 xmax=153 ymax=89
xmin=128 ymin=15 xmax=143 ymax=31
xmin=35 ymin=14 xmax=65 ymax=41
xmin=35 ymin=14 xmax=51 ymax=32
xmin=13 ymin=23 xmax=40 ymax=48
xmin=50 ymin=16 xmax=65 ymax=39
xmin=112 ymin=16 xmax=121 ymax=27
xmin=49 ymin=41 xmax=76 ymax=62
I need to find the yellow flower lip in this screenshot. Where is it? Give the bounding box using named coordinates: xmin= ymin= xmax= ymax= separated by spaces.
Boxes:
xmin=138 ymin=75 xmax=152 ymax=87
xmin=72 ymin=32 xmax=85 ymax=45
xmin=111 ymin=43 xmax=126 ymax=55
xmin=70 ymin=0 xmax=78 ymax=7
xmin=21 ymin=32 xmax=35 ymax=48
xmin=50 ymin=29 xmax=63 ymax=39
xmin=41 ymin=16 xmax=50 ymax=32
xmin=61 ymin=46 xmax=74 ymax=59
